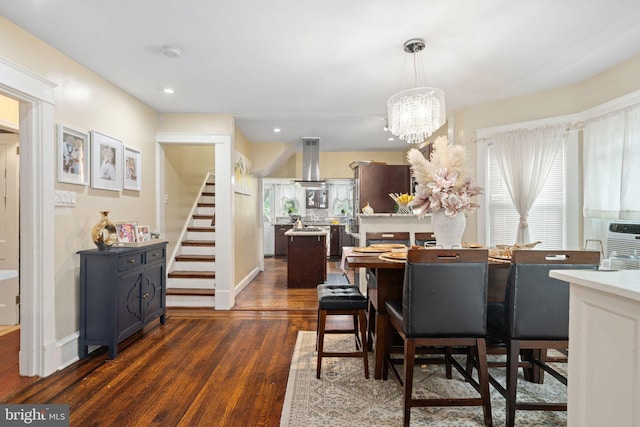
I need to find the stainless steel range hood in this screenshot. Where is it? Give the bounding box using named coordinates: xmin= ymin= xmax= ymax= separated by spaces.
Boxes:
xmin=294 ymin=137 xmax=326 ymax=188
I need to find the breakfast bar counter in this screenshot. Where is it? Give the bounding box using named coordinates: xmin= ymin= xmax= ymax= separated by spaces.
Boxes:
xmin=549 ymin=269 xmax=640 ymax=427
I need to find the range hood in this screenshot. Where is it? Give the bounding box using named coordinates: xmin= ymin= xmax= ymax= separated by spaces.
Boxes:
xmin=294 ymin=138 xmax=327 ymax=188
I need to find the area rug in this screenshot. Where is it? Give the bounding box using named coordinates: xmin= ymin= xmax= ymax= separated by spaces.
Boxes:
xmin=280 ymin=331 xmax=567 ymax=426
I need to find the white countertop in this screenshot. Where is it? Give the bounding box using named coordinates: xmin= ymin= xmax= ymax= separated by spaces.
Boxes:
xmin=284 ymin=229 xmax=329 ymax=236
xmin=549 ymin=269 xmax=640 ymax=303
xmin=0 ymin=270 xmax=18 ymax=281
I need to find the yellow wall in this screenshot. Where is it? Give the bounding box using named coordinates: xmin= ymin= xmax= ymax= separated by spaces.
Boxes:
xmin=454 ymin=53 xmax=640 ymax=243
xmin=0 ymin=17 xmax=160 ymax=339
xmin=0 ymin=94 xmax=18 ymax=129
xmin=234 ymin=129 xmax=260 ymax=284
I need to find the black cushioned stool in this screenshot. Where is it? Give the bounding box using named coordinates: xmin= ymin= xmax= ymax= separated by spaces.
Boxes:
xmin=316 ymin=284 xmax=369 ymax=379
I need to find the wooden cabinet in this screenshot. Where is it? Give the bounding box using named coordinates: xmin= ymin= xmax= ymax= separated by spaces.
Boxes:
xmin=340 ymin=226 xmax=355 ymax=249
xmin=274 ymin=224 xmax=292 ymax=256
xmin=354 ymin=164 xmax=411 ymax=213
xmin=329 ymin=225 xmax=341 ymax=257
xmin=78 ymin=242 xmax=167 ymax=359
xmin=286 ymin=234 xmax=327 ymax=287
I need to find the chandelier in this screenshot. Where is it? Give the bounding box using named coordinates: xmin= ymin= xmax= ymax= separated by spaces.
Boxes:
xmin=387 ymin=39 xmax=446 ymax=144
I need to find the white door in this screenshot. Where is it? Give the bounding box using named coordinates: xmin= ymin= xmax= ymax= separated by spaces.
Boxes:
xmin=0 ymin=133 xmax=20 ymax=325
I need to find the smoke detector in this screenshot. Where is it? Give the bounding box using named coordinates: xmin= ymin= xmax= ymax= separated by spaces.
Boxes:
xmin=162 ymin=45 xmax=183 ymax=59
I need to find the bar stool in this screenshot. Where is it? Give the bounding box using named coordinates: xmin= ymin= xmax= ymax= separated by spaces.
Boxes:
xmin=316 ymin=284 xmax=369 ymax=379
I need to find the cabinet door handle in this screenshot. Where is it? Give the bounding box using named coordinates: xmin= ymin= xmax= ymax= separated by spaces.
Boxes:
xmin=142 ymin=293 xmax=150 ymax=299
xmin=129 ymin=259 xmax=136 ymax=264
xmin=152 ymin=253 xmax=159 ymax=257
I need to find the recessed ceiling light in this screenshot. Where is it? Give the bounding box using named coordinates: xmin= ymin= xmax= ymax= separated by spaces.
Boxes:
xmin=273 ymin=128 xmax=281 ymax=133
xmin=163 ymin=88 xmax=175 ymax=94
xmin=388 ymin=137 xmax=394 ymax=141
xmin=162 ymin=45 xmax=183 ymax=59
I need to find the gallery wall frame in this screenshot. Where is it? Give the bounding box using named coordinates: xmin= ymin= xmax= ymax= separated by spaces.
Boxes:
xmin=123 ymin=146 xmax=141 ymax=191
xmin=57 ymin=124 xmax=89 ymax=185
xmin=91 ymin=131 xmax=123 ymax=191
xmin=234 ymin=151 xmax=252 ymax=195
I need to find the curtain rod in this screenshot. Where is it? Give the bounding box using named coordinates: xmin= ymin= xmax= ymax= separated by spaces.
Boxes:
xmin=473 ymin=121 xmax=584 ymax=143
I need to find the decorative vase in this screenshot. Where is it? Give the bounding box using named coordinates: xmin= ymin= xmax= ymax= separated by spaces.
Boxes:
xmin=396 ymin=203 xmax=411 ymax=214
xmin=430 ymin=210 xmax=466 ymax=248
xmin=91 ymin=211 xmax=117 ymax=250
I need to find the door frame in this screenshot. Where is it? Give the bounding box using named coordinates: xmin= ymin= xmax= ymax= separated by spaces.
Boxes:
xmin=0 ymin=57 xmax=57 ymax=376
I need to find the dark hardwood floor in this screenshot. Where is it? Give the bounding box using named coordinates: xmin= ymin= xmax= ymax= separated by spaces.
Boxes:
xmin=0 ymin=257 xmax=352 ymax=426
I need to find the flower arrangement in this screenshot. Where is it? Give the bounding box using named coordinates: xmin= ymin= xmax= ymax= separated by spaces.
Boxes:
xmin=389 ymin=193 xmax=415 ymax=214
xmin=407 ymin=136 xmax=483 ymax=218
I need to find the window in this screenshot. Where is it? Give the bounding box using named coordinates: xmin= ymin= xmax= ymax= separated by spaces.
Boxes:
xmin=485 ymin=142 xmax=565 ymax=249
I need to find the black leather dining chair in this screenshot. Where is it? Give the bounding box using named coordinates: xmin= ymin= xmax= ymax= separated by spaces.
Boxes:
xmin=413 ymin=231 xmax=436 ymax=247
xmin=483 ymin=249 xmax=600 ymax=427
xmin=383 ymin=249 xmax=492 ymax=427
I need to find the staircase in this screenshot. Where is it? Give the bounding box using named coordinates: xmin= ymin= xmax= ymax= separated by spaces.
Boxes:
xmin=166 ymin=174 xmax=216 ymax=307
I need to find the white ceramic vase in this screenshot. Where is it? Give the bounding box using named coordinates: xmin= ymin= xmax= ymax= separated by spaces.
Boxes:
xmin=431 ymin=209 xmax=466 ymax=248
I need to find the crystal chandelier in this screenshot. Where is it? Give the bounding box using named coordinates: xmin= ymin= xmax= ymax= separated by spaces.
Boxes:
xmin=387 ymin=39 xmax=446 ymax=144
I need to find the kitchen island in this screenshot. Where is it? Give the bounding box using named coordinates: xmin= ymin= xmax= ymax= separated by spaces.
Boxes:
xmin=284 ymin=228 xmax=328 ymax=287
xmin=549 ymin=269 xmax=640 ymax=427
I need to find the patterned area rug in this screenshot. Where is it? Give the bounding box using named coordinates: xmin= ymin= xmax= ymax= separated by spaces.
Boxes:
xmin=280 ymin=331 xmax=567 ymax=426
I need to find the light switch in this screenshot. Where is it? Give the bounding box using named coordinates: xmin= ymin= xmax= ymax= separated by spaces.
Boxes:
xmin=55 ymin=190 xmax=76 ymax=207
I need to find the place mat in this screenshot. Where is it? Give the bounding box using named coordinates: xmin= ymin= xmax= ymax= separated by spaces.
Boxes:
xmin=463 ymin=243 xmax=485 ymax=248
xmin=352 ymin=246 xmax=388 ymax=253
xmin=369 ymin=243 xmax=407 ymax=249
xmin=488 ymin=249 xmax=511 ymax=259
xmin=488 ymin=256 xmax=512 ymax=264
xmin=378 ymin=252 xmax=407 ymax=263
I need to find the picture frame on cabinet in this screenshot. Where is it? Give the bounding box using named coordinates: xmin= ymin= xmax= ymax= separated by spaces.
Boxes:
xmin=90 ymin=131 xmax=123 ymax=191
xmin=123 ymin=146 xmax=141 ymax=191
xmin=115 ymin=221 xmax=138 ymax=244
xmin=57 ymin=124 xmax=90 ymax=186
xmin=137 ymin=224 xmax=151 ymax=242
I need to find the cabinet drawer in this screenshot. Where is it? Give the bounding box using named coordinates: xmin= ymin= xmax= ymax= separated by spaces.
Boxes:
xmin=146 ymin=246 xmax=165 ymax=263
xmin=118 ymin=252 xmax=144 ymax=271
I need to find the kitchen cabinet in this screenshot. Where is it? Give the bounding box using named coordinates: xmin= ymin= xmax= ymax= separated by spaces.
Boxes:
xmin=274 ymin=224 xmax=293 ymax=256
xmin=330 ymin=225 xmax=341 ymax=257
xmin=353 ymin=164 xmax=411 ymax=214
xmin=340 ymin=226 xmax=355 ymax=249
xmin=78 ymin=241 xmax=167 ymax=359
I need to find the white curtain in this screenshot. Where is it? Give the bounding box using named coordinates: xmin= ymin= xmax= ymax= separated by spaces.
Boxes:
xmin=583 ymin=104 xmax=640 ymax=220
xmin=492 ymin=127 xmax=563 ymax=244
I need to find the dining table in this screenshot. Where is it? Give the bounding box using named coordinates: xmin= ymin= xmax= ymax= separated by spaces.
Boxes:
xmin=345 ymin=248 xmax=510 ymax=379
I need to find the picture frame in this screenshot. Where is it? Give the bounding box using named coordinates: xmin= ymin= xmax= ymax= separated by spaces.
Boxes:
xmin=136 ymin=224 xmax=151 ymax=242
xmin=234 ymin=151 xmax=252 ymax=195
xmin=90 ymin=130 xmax=123 ymax=191
xmin=57 ymin=124 xmax=89 ymax=185
xmin=115 ymin=222 xmax=138 ymax=244
xmin=123 ymin=146 xmax=141 ymax=191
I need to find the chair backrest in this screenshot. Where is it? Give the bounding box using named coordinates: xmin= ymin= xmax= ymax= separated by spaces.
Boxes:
xmin=402 ymin=249 xmax=489 ymax=337
xmin=365 ymin=232 xmax=410 ymax=247
xmin=414 ymin=232 xmax=436 ymax=247
xmin=506 ymin=250 xmax=601 ymax=340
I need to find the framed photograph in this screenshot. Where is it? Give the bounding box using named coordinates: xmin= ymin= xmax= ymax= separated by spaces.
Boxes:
xmin=137 ymin=224 xmax=151 ymax=242
xmin=234 ymin=151 xmax=252 ymax=195
xmin=91 ymin=130 xmax=123 ymax=191
xmin=57 ymin=124 xmax=89 ymax=185
xmin=115 ymin=222 xmax=138 ymax=244
xmin=123 ymin=146 xmax=141 ymax=191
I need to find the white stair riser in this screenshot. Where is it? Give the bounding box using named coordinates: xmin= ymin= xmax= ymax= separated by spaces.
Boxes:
xmin=192 ymin=218 xmax=214 ymax=227
xmin=167 ymin=277 xmax=215 ymax=289
xmin=204 ymin=184 xmax=215 ymax=192
xmin=197 ymin=206 xmax=215 ymax=216
xmin=187 ymin=231 xmax=215 ymax=240
xmin=180 ymin=246 xmax=215 ymax=256
xmin=174 ymin=261 xmax=215 ymax=271
xmin=167 ymin=295 xmax=215 ymax=307
xmin=200 ymin=195 xmax=215 ymax=204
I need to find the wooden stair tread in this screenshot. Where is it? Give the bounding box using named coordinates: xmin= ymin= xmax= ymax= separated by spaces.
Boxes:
xmin=166 ymin=288 xmax=215 ymax=296
xmin=175 ymin=255 xmax=215 ymax=262
xmin=168 ymin=271 xmax=215 ymax=279
xmin=187 ymin=227 xmax=215 ymax=232
xmin=197 ymin=203 xmax=215 ymax=207
xmin=182 ymin=240 xmax=215 ymax=246
xmin=192 ymin=214 xmax=215 ymax=219
xmin=201 ymin=192 xmax=215 ymax=196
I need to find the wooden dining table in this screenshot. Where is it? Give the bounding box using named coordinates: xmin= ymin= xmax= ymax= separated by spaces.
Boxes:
xmin=346 ymin=252 xmax=510 ymax=379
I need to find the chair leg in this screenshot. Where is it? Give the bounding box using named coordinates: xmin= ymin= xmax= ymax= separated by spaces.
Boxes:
xmin=358 ymin=310 xmax=369 ymax=379
xmin=445 ymin=346 xmax=453 ymax=379
xmin=403 ymin=339 xmax=416 ymax=427
xmin=505 ymin=340 xmax=521 ymax=427
xmin=316 ymin=310 xmax=327 ymax=379
xmin=475 ymin=338 xmax=493 ymax=426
